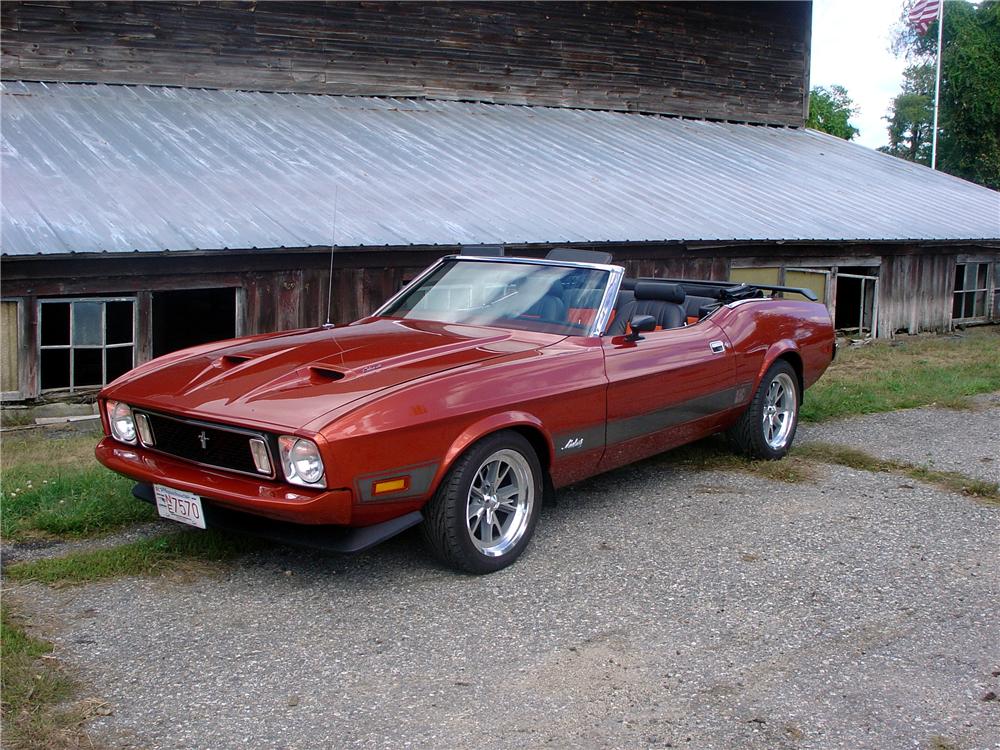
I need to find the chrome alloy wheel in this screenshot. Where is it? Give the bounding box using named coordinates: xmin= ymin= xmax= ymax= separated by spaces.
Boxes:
xmin=762 ymin=371 xmax=797 ymax=450
xmin=466 ymin=449 xmax=535 ymax=557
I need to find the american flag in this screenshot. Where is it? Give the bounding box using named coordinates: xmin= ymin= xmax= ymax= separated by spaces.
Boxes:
xmin=908 ymin=0 xmax=941 ymax=35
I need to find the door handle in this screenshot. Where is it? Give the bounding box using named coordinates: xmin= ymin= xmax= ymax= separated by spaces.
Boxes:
xmin=709 ymin=340 xmax=726 ymax=354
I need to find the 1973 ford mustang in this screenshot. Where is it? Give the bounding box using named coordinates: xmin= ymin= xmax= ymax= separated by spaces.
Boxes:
xmin=96 ymin=250 xmax=835 ymax=573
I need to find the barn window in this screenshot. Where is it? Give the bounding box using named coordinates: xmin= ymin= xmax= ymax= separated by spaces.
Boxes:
xmin=38 ymin=298 xmax=135 ymax=392
xmin=952 ymin=262 xmax=991 ymax=321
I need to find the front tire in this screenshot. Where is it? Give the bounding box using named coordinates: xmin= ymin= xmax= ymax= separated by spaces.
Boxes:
xmin=727 ymin=359 xmax=800 ymax=460
xmin=421 ymin=431 xmax=542 ymax=574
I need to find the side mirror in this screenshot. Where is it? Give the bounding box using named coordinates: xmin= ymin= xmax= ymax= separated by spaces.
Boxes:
xmin=625 ymin=314 xmax=656 ymax=342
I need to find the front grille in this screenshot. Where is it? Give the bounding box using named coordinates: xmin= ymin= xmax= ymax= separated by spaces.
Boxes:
xmin=137 ymin=411 xmax=272 ymax=478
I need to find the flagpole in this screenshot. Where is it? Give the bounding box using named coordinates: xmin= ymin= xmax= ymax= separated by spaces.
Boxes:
xmin=931 ymin=0 xmax=944 ymax=170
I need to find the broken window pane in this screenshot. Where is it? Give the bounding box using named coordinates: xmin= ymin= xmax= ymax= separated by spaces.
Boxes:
xmin=106 ymin=346 xmax=134 ymax=382
xmin=73 ymin=348 xmax=103 ymax=387
xmin=38 ymin=297 xmax=136 ymax=392
xmin=974 ymin=291 xmax=986 ymax=318
xmin=41 ymin=302 xmax=70 ymax=346
xmin=40 ymin=349 xmax=70 ymax=390
xmin=106 ymin=302 xmax=133 ymax=344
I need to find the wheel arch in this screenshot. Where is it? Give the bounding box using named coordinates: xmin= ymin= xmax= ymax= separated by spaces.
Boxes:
xmin=758 ymin=342 xmax=805 ymax=401
xmin=433 ymin=412 xmax=553 ymax=495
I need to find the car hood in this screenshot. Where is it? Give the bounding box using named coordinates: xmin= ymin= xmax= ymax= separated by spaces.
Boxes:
xmin=103 ymin=318 xmax=556 ymax=431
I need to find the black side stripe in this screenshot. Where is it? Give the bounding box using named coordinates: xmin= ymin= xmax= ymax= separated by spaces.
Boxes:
xmin=554 ymin=386 xmax=741 ymax=454
xmin=606 ymin=386 xmax=740 ymax=445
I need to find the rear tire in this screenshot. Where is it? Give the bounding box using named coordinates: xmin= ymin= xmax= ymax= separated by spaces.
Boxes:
xmin=421 ymin=431 xmax=542 ymax=574
xmin=726 ymin=359 xmax=800 ymax=460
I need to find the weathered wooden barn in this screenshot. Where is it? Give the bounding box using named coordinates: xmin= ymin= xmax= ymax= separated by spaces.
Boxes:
xmin=1 ymin=1 xmax=998 ymax=401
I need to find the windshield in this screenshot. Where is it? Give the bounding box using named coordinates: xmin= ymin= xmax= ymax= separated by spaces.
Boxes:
xmin=381 ymin=259 xmax=611 ymax=335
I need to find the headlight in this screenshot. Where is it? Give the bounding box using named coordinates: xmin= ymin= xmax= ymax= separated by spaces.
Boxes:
xmin=106 ymin=400 xmax=137 ymax=444
xmin=278 ymin=436 xmax=326 ymax=487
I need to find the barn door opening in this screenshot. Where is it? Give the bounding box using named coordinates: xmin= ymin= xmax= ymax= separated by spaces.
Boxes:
xmin=152 ymin=288 xmax=238 ymax=358
xmin=835 ymin=271 xmax=879 ymax=338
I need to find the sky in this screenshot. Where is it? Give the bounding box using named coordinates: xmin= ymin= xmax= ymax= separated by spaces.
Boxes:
xmin=810 ymin=0 xmax=910 ymax=149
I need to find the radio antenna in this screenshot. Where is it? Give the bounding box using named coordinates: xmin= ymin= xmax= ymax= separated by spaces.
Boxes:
xmin=324 ymin=186 xmax=339 ymax=328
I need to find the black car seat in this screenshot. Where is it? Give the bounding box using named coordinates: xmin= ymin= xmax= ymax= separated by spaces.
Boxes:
xmin=607 ymin=281 xmax=686 ymax=335
xmin=604 ymin=288 xmax=633 ymax=331
xmin=523 ymin=280 xmax=566 ymax=321
xmin=563 ymin=288 xmax=604 ymax=328
xmin=684 ymin=295 xmax=717 ymax=323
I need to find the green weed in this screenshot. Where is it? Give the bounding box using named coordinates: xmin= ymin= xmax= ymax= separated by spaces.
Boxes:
xmin=5 ymin=529 xmax=270 ymax=586
xmin=795 ymin=442 xmax=1000 ymax=505
xmin=1 ymin=433 xmax=155 ymax=541
xmin=0 ymin=603 xmax=90 ymax=750
xmin=802 ymin=327 xmax=1000 ymax=422
xmin=653 ymin=438 xmax=815 ymax=484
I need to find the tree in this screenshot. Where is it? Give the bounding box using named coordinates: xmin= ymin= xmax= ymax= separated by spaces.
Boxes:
xmin=806 ymin=85 xmax=859 ymax=140
xmin=888 ymin=0 xmax=1000 ymax=189
xmin=878 ymin=64 xmax=935 ymax=164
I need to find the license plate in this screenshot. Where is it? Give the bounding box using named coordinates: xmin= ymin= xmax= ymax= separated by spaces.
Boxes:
xmin=153 ymin=484 xmax=206 ymax=529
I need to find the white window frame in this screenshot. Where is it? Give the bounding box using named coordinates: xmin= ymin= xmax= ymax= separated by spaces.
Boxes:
xmin=37 ymin=297 xmax=137 ymax=393
xmin=952 ymin=261 xmax=993 ymax=323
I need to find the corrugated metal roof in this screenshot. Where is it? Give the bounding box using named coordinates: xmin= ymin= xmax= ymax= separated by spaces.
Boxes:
xmin=2 ymin=80 xmax=998 ymax=256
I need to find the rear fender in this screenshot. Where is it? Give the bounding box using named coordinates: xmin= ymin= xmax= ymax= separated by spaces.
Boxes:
xmin=755 ymin=340 xmax=802 ymax=395
xmin=434 ymin=411 xmax=554 ymax=493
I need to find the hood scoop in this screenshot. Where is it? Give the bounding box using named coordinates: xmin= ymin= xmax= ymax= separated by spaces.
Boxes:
xmin=308 ymin=366 xmax=346 ymax=382
xmin=221 ymin=354 xmax=253 ymax=366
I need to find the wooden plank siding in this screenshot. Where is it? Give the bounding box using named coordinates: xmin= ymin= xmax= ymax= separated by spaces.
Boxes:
xmin=878 ymin=253 xmax=954 ymax=338
xmin=0 ymin=301 xmax=20 ymax=395
xmin=2 ymin=242 xmax=998 ymax=400
xmin=0 ymin=1 xmax=810 ymax=126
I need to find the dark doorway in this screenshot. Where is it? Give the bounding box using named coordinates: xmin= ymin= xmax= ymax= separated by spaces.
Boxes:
xmin=834 ymin=270 xmax=878 ymax=336
xmin=152 ymin=288 xmax=237 ymax=357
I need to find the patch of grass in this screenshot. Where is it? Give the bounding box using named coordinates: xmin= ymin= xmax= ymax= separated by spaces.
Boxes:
xmin=0 ymin=409 xmax=36 ymax=428
xmin=802 ymin=327 xmax=1000 ymax=422
xmin=795 ymin=442 xmax=1000 ymax=505
xmin=5 ymin=529 xmax=270 ymax=586
xmin=1 ymin=603 xmax=92 ymax=750
xmin=794 ymin=443 xmax=891 ymax=472
xmin=1 ymin=432 xmax=99 ymax=471
xmin=651 ymin=437 xmax=815 ymax=484
xmin=1 ymin=433 xmax=156 ymax=541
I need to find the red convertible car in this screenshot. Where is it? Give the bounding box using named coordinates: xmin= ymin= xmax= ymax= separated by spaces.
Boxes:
xmin=96 ymin=250 xmax=834 ymax=573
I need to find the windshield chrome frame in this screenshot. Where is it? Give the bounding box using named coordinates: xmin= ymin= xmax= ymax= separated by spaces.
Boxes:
xmin=371 ymin=255 xmax=624 ymax=338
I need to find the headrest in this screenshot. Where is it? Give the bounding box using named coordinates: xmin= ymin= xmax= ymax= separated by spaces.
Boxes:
xmin=616 ymin=289 xmax=635 ymax=307
xmin=522 ymin=277 xmax=564 ymax=299
xmin=461 ymin=244 xmax=504 ymax=256
xmin=546 ymin=248 xmax=613 ymax=265
xmin=619 ymin=278 xmax=638 ymax=291
xmin=634 ymin=281 xmax=685 ymax=304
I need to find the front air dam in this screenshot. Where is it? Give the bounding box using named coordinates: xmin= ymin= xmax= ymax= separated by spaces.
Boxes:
xmin=132 ymin=483 xmax=423 ymax=554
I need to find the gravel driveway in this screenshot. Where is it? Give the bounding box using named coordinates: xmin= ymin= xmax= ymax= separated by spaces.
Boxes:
xmin=7 ymin=405 xmax=1000 ymax=750
xmin=798 ymin=393 xmax=1000 ymax=484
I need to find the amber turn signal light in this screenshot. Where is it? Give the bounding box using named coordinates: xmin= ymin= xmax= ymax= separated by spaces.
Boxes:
xmin=372 ymin=476 xmax=410 ymax=496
